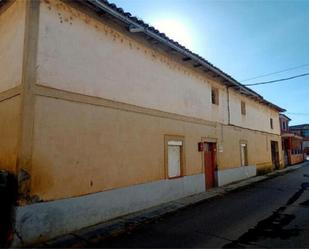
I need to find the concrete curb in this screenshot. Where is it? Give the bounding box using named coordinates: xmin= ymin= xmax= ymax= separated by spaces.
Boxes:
xmin=35 ymin=162 xmax=308 ymax=248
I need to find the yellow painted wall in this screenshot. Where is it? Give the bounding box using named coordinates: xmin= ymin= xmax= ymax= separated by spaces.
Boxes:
xmin=30 ymin=95 xmax=281 ymax=201
xmin=31 ymin=96 xmax=214 ymax=200
xmin=0 ymin=0 xmax=26 ymax=92
xmin=0 ymin=96 xmax=21 ymax=173
xmin=0 ymin=1 xmax=25 ymax=173
xmin=218 ymin=125 xmax=282 ymax=171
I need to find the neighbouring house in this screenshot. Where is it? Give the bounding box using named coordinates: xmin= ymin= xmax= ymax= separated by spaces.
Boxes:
xmin=0 ymin=0 xmax=285 ymax=246
xmin=290 ymin=124 xmax=309 ymax=157
xmin=279 ymin=114 xmax=304 ymax=166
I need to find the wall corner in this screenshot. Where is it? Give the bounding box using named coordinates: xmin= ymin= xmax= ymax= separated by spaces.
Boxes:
xmin=16 ymin=0 xmax=40 ymax=204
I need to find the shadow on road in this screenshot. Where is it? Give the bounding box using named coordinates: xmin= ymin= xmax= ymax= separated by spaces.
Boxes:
xmin=222 ymin=175 xmax=309 ymax=248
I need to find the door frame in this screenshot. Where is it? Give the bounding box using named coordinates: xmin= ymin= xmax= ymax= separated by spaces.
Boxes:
xmin=201 ymin=137 xmax=217 ymax=190
xmin=271 ymin=140 xmax=280 ymax=170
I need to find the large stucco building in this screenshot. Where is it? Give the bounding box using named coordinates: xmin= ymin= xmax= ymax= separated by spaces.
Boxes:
xmin=0 ymin=0 xmax=285 ymax=246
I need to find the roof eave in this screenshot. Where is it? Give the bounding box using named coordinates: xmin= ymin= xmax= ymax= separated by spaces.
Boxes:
xmin=81 ymin=0 xmax=285 ymax=113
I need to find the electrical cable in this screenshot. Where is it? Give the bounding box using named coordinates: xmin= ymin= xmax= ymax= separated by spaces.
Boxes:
xmin=241 ymin=63 xmax=309 ymax=82
xmin=243 ymin=72 xmax=309 ymax=86
xmin=286 ymin=112 xmax=309 ymax=116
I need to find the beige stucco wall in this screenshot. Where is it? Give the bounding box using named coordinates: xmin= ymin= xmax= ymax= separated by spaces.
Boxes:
xmin=0 ymin=0 xmax=26 ymax=92
xmin=0 ymin=96 xmax=21 ymax=173
xmin=0 ymin=2 xmax=285 ymax=245
xmin=25 ymin=0 xmax=284 ymax=201
xmin=229 ymin=89 xmax=280 ymax=134
xmin=36 ymin=0 xmax=229 ymax=124
xmin=36 ymin=0 xmax=280 ymax=132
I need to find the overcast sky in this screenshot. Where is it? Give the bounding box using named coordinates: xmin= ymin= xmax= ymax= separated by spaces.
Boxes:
xmin=111 ymin=0 xmax=309 ymax=125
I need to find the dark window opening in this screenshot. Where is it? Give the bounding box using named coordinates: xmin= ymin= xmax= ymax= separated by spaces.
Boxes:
xmin=241 ymin=101 xmax=246 ymax=115
xmin=211 ymin=87 xmax=219 ymax=105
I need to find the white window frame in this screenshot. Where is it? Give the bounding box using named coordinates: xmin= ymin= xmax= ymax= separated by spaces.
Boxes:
xmin=165 ymin=136 xmax=185 ymax=179
xmin=240 ymin=142 xmax=248 ymax=166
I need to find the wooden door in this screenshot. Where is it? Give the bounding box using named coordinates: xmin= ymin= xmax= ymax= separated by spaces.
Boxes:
xmin=204 ymin=142 xmax=216 ymax=189
xmin=271 ymin=141 xmax=280 ymax=170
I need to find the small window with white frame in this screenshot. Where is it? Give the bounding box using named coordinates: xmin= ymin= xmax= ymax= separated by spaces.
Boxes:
xmin=240 ymin=142 xmax=248 ymax=166
xmin=165 ymin=136 xmax=184 ymax=179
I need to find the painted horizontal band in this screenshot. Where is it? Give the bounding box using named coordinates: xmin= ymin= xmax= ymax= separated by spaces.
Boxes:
xmin=33 ymin=84 xmax=280 ymax=136
xmin=0 ymin=86 xmax=21 ymax=102
xmin=34 ymin=84 xmax=218 ymax=127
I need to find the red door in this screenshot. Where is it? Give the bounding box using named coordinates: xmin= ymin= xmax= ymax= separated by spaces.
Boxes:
xmin=204 ymin=142 xmax=216 ymax=189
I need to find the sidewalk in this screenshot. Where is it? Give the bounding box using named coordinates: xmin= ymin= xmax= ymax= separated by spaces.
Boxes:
xmin=37 ymin=162 xmax=308 ymax=248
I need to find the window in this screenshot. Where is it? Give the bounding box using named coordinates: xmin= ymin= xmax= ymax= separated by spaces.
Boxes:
xmin=270 ymin=118 xmax=273 ymax=129
xmin=241 ymin=101 xmax=246 ymax=115
xmin=303 ymin=130 xmax=309 ymax=137
xmin=240 ymin=143 xmax=248 ymax=166
xmin=282 ymin=121 xmax=286 ymax=130
xmin=211 ymin=87 xmax=219 ymax=105
xmin=165 ymin=136 xmax=184 ymax=179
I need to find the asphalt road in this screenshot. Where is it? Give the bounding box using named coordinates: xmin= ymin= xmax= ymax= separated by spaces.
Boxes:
xmin=98 ymin=162 xmax=309 ymax=248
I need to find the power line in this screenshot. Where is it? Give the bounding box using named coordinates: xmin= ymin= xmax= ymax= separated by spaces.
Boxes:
xmin=286 ymin=112 xmax=309 ymax=116
xmin=243 ymin=72 xmax=309 ymax=86
xmin=241 ymin=63 xmax=309 ymax=82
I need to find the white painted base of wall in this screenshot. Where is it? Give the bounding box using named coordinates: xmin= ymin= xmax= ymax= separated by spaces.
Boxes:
xmin=13 ymin=173 xmax=205 ymax=246
xmin=216 ymin=165 xmax=256 ymax=186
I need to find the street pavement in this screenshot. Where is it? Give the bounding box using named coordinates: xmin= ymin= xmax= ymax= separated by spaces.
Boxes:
xmin=96 ymin=162 xmax=309 ymax=248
